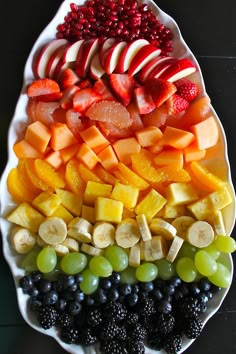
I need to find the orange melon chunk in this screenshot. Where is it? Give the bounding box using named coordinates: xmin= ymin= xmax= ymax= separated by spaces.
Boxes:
xmin=190 ymin=116 xmax=219 ymax=150
xmin=50 ymin=122 xmax=78 ymax=151
xmin=184 ymin=143 xmax=206 ymax=163
xmin=79 ymin=125 xmax=110 ymax=154
xmin=77 ymin=143 xmax=100 ymax=169
xmin=161 ymin=126 xmax=195 ymax=149
xmin=25 ymin=121 xmax=51 ymax=153
xmin=97 ymin=145 xmax=119 ymax=170
xmin=135 ymin=126 xmax=163 ymax=147
xmin=13 ymin=139 xmax=43 ymax=159
xmin=113 ymin=137 xmax=141 ymax=165
xmin=154 ymin=148 xmax=184 ymax=169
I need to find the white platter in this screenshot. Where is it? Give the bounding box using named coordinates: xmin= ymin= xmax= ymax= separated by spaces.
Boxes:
xmin=0 ymin=0 xmax=235 ymax=353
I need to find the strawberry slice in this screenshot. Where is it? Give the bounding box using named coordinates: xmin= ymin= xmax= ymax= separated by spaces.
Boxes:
xmin=27 ymin=78 xmax=60 ymax=97
xmin=109 ymin=73 xmax=135 ymax=106
xmin=73 ymin=88 xmax=101 ymax=113
xmin=59 ymin=68 xmax=80 ymax=90
xmin=167 ymin=93 xmax=190 ymax=115
xmin=134 ymin=86 xmax=156 ymax=115
xmin=30 ymin=91 xmax=63 ymax=102
xmin=145 ymin=78 xmax=177 ymax=108
xmin=174 ymin=78 xmax=199 ymax=102
xmin=93 ymin=79 xmax=115 ymax=101
xmin=77 ymin=79 xmax=93 ymax=90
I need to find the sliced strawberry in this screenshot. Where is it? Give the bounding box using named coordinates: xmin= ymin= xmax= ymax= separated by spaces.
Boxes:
xmin=167 ymin=93 xmax=190 ymax=115
xmin=60 ymin=85 xmax=80 ymax=110
xmin=77 ymin=78 xmax=93 ymax=90
xmin=27 ymin=78 xmax=60 ymax=97
xmin=109 ymin=73 xmax=135 ymax=106
xmin=73 ymin=88 xmax=101 ymax=113
xmin=145 ymin=78 xmax=177 ymax=108
xmin=93 ymin=79 xmax=115 ymax=101
xmin=31 ymin=91 xmax=63 ymax=102
xmin=59 ymin=68 xmax=80 ymax=90
xmin=133 ymin=86 xmax=156 ymax=115
xmin=174 ymin=78 xmax=199 ymax=102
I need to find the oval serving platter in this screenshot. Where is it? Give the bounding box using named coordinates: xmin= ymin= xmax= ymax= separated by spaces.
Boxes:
xmin=0 ymin=0 xmax=235 ymax=353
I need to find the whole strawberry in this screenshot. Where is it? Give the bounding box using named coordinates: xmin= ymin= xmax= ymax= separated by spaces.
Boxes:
xmin=175 ymin=78 xmax=199 ymax=102
xmin=166 ymin=93 xmax=189 ymax=115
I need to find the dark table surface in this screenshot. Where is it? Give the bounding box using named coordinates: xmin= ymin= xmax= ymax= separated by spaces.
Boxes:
xmin=0 ymin=1 xmax=236 ymax=353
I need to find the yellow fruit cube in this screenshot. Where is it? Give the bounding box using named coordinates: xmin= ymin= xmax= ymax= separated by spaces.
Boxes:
xmin=32 ymin=191 xmax=61 ymax=216
xmin=51 ymin=205 xmax=74 ymax=224
xmin=111 ymin=183 xmax=139 ymax=209
xmin=166 ymin=182 xmax=199 ymax=206
xmin=208 ymin=185 xmax=232 ymax=210
xmin=163 ymin=204 xmax=186 ymax=219
xmin=7 ymin=202 xmax=45 ymax=232
xmin=81 ymin=205 xmax=96 ymax=224
xmin=187 ymin=197 xmax=215 ymax=220
xmin=135 ymin=188 xmax=167 ymax=221
xmin=55 ymin=188 xmax=83 ymax=216
xmin=95 ymin=197 xmax=123 ymax=223
xmin=84 ymin=181 xmax=112 ymax=206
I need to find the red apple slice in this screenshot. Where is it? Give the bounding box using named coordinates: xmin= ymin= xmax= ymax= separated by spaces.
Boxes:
xmin=158 ymin=58 xmax=197 ymax=82
xmin=115 ymin=39 xmax=149 ymax=73
xmin=62 ymin=39 xmax=85 ymax=62
xmin=128 ymin=44 xmax=161 ymax=76
xmin=139 ymin=56 xmax=167 ymax=83
xmin=90 ymin=52 xmax=105 ymax=79
xmin=99 ymin=38 xmax=116 ymax=66
xmin=75 ymin=38 xmax=100 ymax=78
xmin=34 ymin=39 xmax=69 ymax=78
xmin=147 ymin=57 xmax=178 ymax=81
xmin=103 ymin=41 xmax=127 ymax=74
xmin=45 ymin=43 xmax=69 ymax=78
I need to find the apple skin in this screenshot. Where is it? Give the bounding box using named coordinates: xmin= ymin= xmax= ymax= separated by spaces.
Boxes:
xmin=75 ymin=38 xmax=100 ymax=78
xmin=128 ymin=44 xmax=161 ymax=76
xmin=145 ymin=57 xmax=178 ymax=82
xmin=62 ymin=39 xmax=85 ymax=63
xmin=99 ymin=38 xmax=116 ymax=67
xmin=45 ymin=44 xmax=69 ymax=79
xmin=158 ymin=58 xmax=197 ymax=82
xmin=102 ymin=41 xmax=127 ymax=74
xmin=90 ymin=52 xmax=105 ymax=80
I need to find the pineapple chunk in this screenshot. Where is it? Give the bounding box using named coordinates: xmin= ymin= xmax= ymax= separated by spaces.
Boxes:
xmin=209 ymin=210 xmax=226 ymax=235
xmin=166 ymin=182 xmax=199 ymax=206
xmin=81 ymin=205 xmax=96 ymax=224
xmin=84 ymin=181 xmax=112 ymax=206
xmin=187 ymin=196 xmax=215 ymax=220
xmin=135 ymin=188 xmax=167 ymax=221
xmin=95 ymin=197 xmax=123 ymax=223
xmin=51 ymin=205 xmax=74 ymax=224
xmin=111 ymin=183 xmax=139 ymax=209
xmin=55 ymin=188 xmax=83 ymax=216
xmin=144 ymin=236 xmax=168 ymax=261
xmin=7 ymin=202 xmax=45 ymax=232
xmin=163 ymin=204 xmax=186 ymax=219
xmin=32 ymin=191 xmax=62 ymax=216
xmin=208 ymin=185 xmax=232 ymax=210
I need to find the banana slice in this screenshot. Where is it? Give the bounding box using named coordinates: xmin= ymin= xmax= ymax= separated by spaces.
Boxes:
xmin=115 ymin=218 xmax=141 ymax=248
xmin=210 ymin=211 xmax=226 ymax=236
xmin=38 ymin=217 xmax=67 ymax=245
xmin=62 ymin=237 xmax=79 ymax=252
xmin=186 ymin=221 xmax=214 ymax=248
xmin=68 ymin=217 xmax=92 ymax=243
xmin=129 ymin=243 xmax=141 ymax=267
xmin=144 ymin=236 xmax=168 ymax=261
xmin=92 ymin=221 xmax=115 ymax=248
xmin=150 ymin=218 xmax=177 ymax=240
xmin=171 ymin=216 xmax=195 ymax=240
xmin=10 ymin=226 xmax=36 ymax=254
xmin=53 ymin=244 xmax=69 ymax=256
xmin=81 ymin=243 xmax=103 ymax=256
xmin=166 ymin=236 xmax=184 ymax=262
xmin=136 ymin=214 xmax=152 ymax=241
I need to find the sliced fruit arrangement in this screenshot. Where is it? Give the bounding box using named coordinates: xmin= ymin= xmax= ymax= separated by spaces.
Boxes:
xmin=2 ymin=0 xmax=236 ymax=354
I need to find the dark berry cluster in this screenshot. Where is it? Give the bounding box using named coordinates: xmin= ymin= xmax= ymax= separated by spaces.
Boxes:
xmin=19 ymin=271 xmax=221 ymax=354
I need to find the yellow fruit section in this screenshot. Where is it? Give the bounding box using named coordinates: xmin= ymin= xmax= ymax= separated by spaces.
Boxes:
xmin=7 ymin=168 xmax=37 ymax=203
xmin=32 ymin=191 xmax=62 ymax=216
xmin=135 ymin=188 xmax=167 ymax=221
xmin=7 ymin=202 xmax=45 ymax=232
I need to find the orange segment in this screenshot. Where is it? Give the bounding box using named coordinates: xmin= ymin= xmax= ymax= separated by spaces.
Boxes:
xmin=189 ymin=161 xmax=225 ymax=192
xmin=65 ymin=158 xmax=86 ymax=195
xmin=78 ymin=163 xmax=103 ymax=183
xmin=17 ymin=159 xmax=41 ymax=195
xmin=24 ymin=158 xmax=50 ymax=191
xmin=7 ymin=168 xmax=37 ymax=203
xmin=34 ymin=159 xmax=65 ymax=189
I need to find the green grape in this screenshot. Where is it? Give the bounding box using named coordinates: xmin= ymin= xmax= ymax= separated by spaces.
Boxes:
xmin=120 ymin=266 xmax=137 ymax=285
xmin=136 ymin=263 xmax=158 ymax=282
xmin=215 ymin=235 xmax=236 ymax=253
xmin=37 ymin=247 xmax=57 ymax=273
xmin=208 ymin=262 xmax=232 ymax=288
xmin=177 ymin=242 xmax=198 ymax=259
xmin=79 ymin=268 xmax=99 ymax=294
xmin=203 ymin=244 xmax=220 ymax=260
xmin=176 ymin=257 xmax=197 ymax=282
xmin=156 ymin=259 xmax=176 ymax=280
xmin=104 ymin=245 xmax=128 ymax=271
xmin=22 ymin=247 xmax=40 ymax=272
xmin=195 ymin=250 xmax=217 ymax=276
xmin=89 ymin=256 xmax=113 ymax=277
xmin=60 ymin=252 xmax=87 ymax=275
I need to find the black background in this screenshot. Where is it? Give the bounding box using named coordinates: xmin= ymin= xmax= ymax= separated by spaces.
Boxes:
xmin=0 ymin=1 xmax=235 ymax=353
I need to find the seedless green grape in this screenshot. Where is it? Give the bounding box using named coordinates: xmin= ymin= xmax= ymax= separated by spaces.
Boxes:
xmin=89 ymin=256 xmax=113 ymax=277
xmin=177 ymin=242 xmax=198 ymax=259
xmin=208 ymin=262 xmax=231 ymax=288
xmin=136 ymin=263 xmax=158 ymax=282
xmin=22 ymin=247 xmax=39 ymax=271
xmin=176 ymin=257 xmax=197 ymax=282
xmin=60 ymin=252 xmax=87 ymax=275
xmin=104 ymin=245 xmax=128 ymax=271
xmin=37 ymin=247 xmax=57 ymax=273
xmin=195 ymin=250 xmax=217 ymax=276
xmin=156 ymin=259 xmax=175 ymax=280
xmin=215 ymin=235 xmax=236 ymax=253
xmin=120 ymin=266 xmax=137 ymax=285
xmin=79 ymin=268 xmax=99 ymax=294
xmin=203 ymin=243 xmax=220 ymax=260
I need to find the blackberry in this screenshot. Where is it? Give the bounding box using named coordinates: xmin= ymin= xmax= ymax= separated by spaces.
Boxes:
xmin=87 ymin=308 xmax=103 ymax=327
xmin=147 ymin=331 xmax=164 ymax=351
xmin=60 ymin=326 xmax=79 ymax=344
xmin=183 ymin=315 xmax=203 ymax=339
xmin=129 ymin=323 xmax=146 ymax=342
xmin=101 ymin=340 xmax=128 ymax=354
xmin=79 ymin=327 xmax=98 ymax=346
xmin=100 ymin=321 xmax=120 ymax=340
xmin=127 ymin=339 xmax=145 ymax=354
xmin=104 ymin=301 xmax=127 ymax=322
xmin=176 ymin=297 xmax=200 ymax=318
xmin=138 ymin=297 xmax=156 ymax=317
xmin=157 ymin=313 xmax=175 ymax=335
xmin=126 ymin=312 xmax=139 ymax=325
xmin=57 ymin=312 xmax=73 ymax=329
xmin=38 ymin=306 xmax=58 ymax=329
xmin=116 ymin=325 xmax=127 ymax=341
xmin=164 ymin=333 xmax=183 ymax=354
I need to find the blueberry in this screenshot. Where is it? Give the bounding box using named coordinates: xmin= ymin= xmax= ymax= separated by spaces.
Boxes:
xmin=39 ymin=279 xmax=52 ymax=294
xmin=74 ymin=290 xmax=85 ymax=303
xmin=132 ymin=285 xmax=140 ymax=294
xmin=169 ymin=276 xmax=182 ymax=287
xmin=163 ymin=284 xmax=175 ymax=296
xmin=140 ymin=282 xmax=154 ymax=293
xmin=189 ymin=283 xmax=201 ymax=296
xmin=198 ymin=293 xmax=209 ymax=304
xmin=52 ymin=279 xmax=64 ymax=292
xmin=109 ymin=272 xmax=121 ymax=285
xmin=174 ymin=289 xmax=184 ymax=301
xmin=61 ymin=290 xmax=74 ymax=301
xmin=152 ymin=288 xmax=163 ymax=301
xmin=157 ymin=299 xmax=172 ymax=314
xmin=95 ymin=288 xmax=107 ymax=304
xmin=205 ymin=291 xmax=213 ymax=300
xmin=69 ymin=283 xmax=78 ymax=292
xmin=29 ymin=298 xmax=42 ymax=312
xmin=154 ymin=278 xmax=165 ymax=289
xmin=68 ymin=301 xmax=82 ymax=316
xmin=86 ymin=296 xmax=95 ymax=306
xmin=56 ymin=298 xmax=67 ymax=312
xmin=19 ymin=275 xmax=33 ymax=293
xmin=120 ymin=284 xmax=132 ymax=296
xmin=199 ymin=303 xmax=208 ymax=313
xmin=198 ymin=278 xmax=211 ymax=292
xmin=28 ymin=286 xmax=40 ymax=298
xmin=43 ymin=290 xmax=59 ymax=306
xmin=74 ymin=274 xmax=83 ymax=284
xmin=126 ymin=293 xmax=139 ymax=307
xmin=179 ymin=283 xmax=189 ymax=296
xmin=63 ymin=275 xmax=75 ymax=289
xmin=101 ymin=279 xmax=112 ymax=290
xmin=108 ymin=287 xmax=119 ymax=301
xmin=31 ymin=271 xmax=42 ymax=284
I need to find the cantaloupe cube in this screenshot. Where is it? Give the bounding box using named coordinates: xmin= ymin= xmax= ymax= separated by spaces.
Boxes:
xmin=32 ymin=191 xmax=62 ymax=216
xmin=166 ymin=182 xmax=199 ymax=206
xmin=81 ymin=205 xmax=96 ymax=224
xmin=135 ymin=189 xmax=167 ymax=221
xmin=44 ymin=150 xmax=63 ymax=169
xmin=77 ymin=143 xmax=100 ymax=169
xmin=25 ymin=121 xmax=51 ymax=153
xmin=95 ymin=197 xmax=123 ymax=223
xmin=7 ymin=202 xmax=45 ymax=232
xmin=79 ymin=125 xmax=109 ymax=153
xmin=55 ymin=188 xmax=83 ymax=216
xmin=84 ymin=181 xmax=112 ymax=206
xmin=135 ymin=126 xmax=163 ymax=147
xmin=97 ymin=145 xmax=119 ymax=170
xmin=113 ymin=137 xmax=141 ymax=165
xmin=13 ymin=139 xmax=43 ymax=159
xmin=111 ymin=183 xmax=139 ymax=209
xmin=51 ymin=205 xmax=74 ymax=224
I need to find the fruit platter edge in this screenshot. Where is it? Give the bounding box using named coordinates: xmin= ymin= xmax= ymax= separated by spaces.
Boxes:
xmin=0 ymin=0 xmax=235 ymax=354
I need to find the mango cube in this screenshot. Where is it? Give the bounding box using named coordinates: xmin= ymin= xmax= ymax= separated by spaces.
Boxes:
xmin=111 ymin=183 xmax=139 ymax=209
xmin=32 ymin=191 xmax=62 ymax=216
xmin=187 ymin=197 xmax=214 ymax=220
xmin=55 ymin=188 xmax=83 ymax=216
xmin=135 ymin=188 xmax=167 ymax=221
xmin=95 ymin=197 xmax=123 ymax=223
xmin=50 ymin=205 xmax=74 ymax=224
xmin=7 ymin=202 xmax=45 ymax=232
xmin=166 ymin=182 xmax=199 ymax=206
xmin=208 ymin=185 xmax=232 ymax=210
xmin=84 ymin=181 xmax=112 ymax=206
